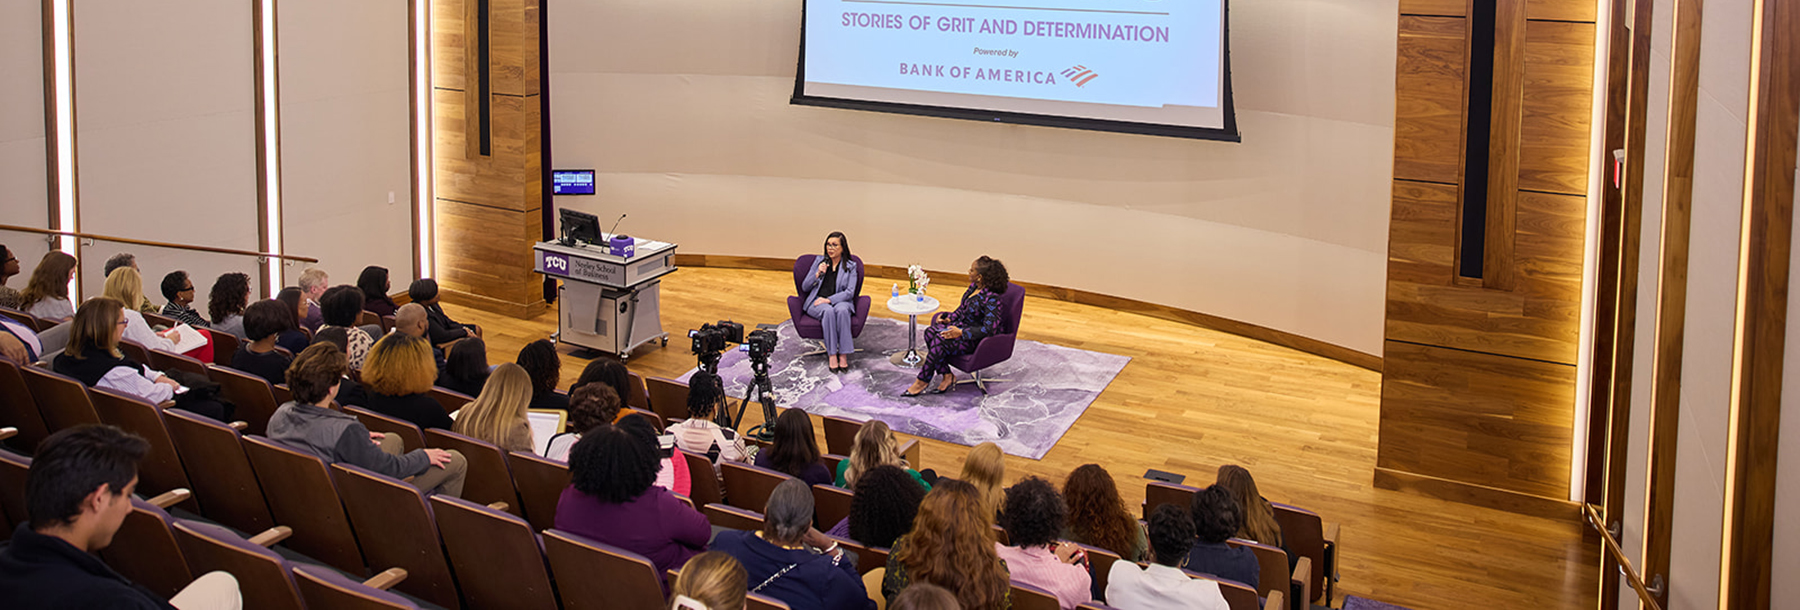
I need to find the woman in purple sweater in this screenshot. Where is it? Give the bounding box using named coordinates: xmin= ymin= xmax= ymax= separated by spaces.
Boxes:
xmin=554 ymin=422 xmax=710 ymax=589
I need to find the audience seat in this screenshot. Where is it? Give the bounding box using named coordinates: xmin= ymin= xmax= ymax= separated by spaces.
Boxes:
xmin=163 ymin=408 xmax=276 ymax=533
xmin=100 ymin=495 xmax=196 ymax=599
xmin=380 ymin=315 xmax=396 ymax=335
xmin=87 ymin=387 xmax=194 ymax=510
xmin=0 ymin=449 xmax=28 ymax=539
xmin=291 ymin=564 xmax=417 ymax=610
xmin=331 ymin=463 xmax=461 ymax=609
xmin=644 ymin=376 xmax=691 ymax=422
xmin=358 ymin=311 xmax=382 ymax=330
xmin=1272 ymin=502 xmax=1338 ymax=604
xmin=625 ymin=408 xmax=665 ymax=431
xmin=1069 ymin=542 xmax=1121 ymax=603
xmin=118 ymin=340 xmax=153 ymax=367
xmin=680 ymin=449 xmax=723 ymax=507
xmin=0 ymin=360 xmax=52 ymax=453
xmin=148 ymin=349 xmax=209 ymax=378
xmin=431 ymin=495 xmax=559 ymax=610
xmin=424 ymin=428 xmax=521 ymax=515
xmin=1142 ymin=481 xmax=1200 ymax=520
xmin=207 ymin=364 xmax=281 ymax=435
xmin=210 ymin=332 xmax=239 ymax=368
xmin=624 ymin=370 xmax=651 ymax=412
xmin=241 ymin=435 xmax=367 ymax=574
xmin=722 ymin=461 xmax=794 ymax=512
xmin=21 ymin=365 xmax=102 ymax=431
xmin=170 ymin=519 xmax=304 ymax=610
xmin=826 ymin=535 xmax=888 ymax=575
xmin=542 ymin=529 xmax=667 ymax=610
xmin=820 ymin=416 xmax=921 ymax=467
xmin=812 ymin=483 xmax=853 ymax=530
xmin=427 ymin=386 xmax=475 ymax=414
xmin=272 ymin=383 xmax=292 ymax=406
xmin=346 ymin=406 xmax=427 ymax=453
xmin=822 ymin=453 xmax=845 ymax=476
xmin=1010 ymin=580 xmax=1061 ymax=610
xmin=1229 ymin=538 xmax=1311 ymax=610
xmin=142 ymin=311 xmax=179 ymax=329
xmin=507 ymin=450 xmax=570 ymax=533
xmin=1185 ymin=569 xmax=1263 ymax=610
xmin=702 ymin=503 xmax=766 ymax=531
xmin=0 ymin=307 xmax=38 ymax=330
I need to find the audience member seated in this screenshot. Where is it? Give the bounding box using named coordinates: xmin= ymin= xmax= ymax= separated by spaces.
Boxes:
xmin=516 ymin=339 xmax=569 ymax=410
xmin=755 ymin=408 xmax=833 ymax=486
xmin=668 ymin=370 xmax=748 ymax=470
xmin=0 ymin=425 xmax=243 ymax=609
xmin=356 ymin=265 xmax=401 ymax=317
xmin=712 ymin=478 xmax=874 ymax=610
xmin=232 ymin=300 xmax=297 ymax=386
xmin=546 ymin=384 xmax=623 ymax=461
xmin=53 ymin=298 xmax=178 ymax=405
xmin=555 ymin=422 xmax=710 ymax=590
xmin=392 ymin=303 xmax=445 ymax=371
xmin=835 ymin=420 xmax=929 ymax=490
xmin=671 ymin=552 xmax=748 ymax=610
xmin=437 ymin=336 xmax=491 ymax=397
xmin=621 ymin=413 xmax=692 ymax=498
xmin=206 ymin=272 xmax=252 ymax=339
xmin=268 ymin=343 xmax=467 ymax=497
xmin=20 ymin=251 xmax=78 ymax=321
xmin=1215 ymin=464 xmax=1292 ymax=570
xmin=1105 ymin=504 xmax=1229 ymax=610
xmin=0 ymin=244 xmax=20 ymax=309
xmin=827 ymin=465 xmax=927 ymax=548
xmin=902 ymin=256 xmax=1008 ymax=396
xmin=318 ymin=286 xmax=375 ymax=369
xmin=103 ymin=253 xmax=158 ymax=313
xmin=158 ymin=270 xmax=211 ymax=328
xmin=273 ymin=288 xmax=312 ymax=354
xmin=881 ymin=479 xmax=1010 ymax=609
xmin=106 ymin=267 xmax=201 ymax=357
xmin=362 ymin=333 xmax=453 ymax=430
xmin=571 ymin=357 xmax=632 ymax=406
xmin=409 ymin=278 xmax=481 ymax=346
xmin=308 ymin=328 xmax=369 ymax=407
xmin=1063 ymin=464 xmax=1148 ymax=562
xmin=961 ymin=442 xmax=1005 ymax=519
xmin=297 ymin=268 xmax=328 ymax=332
xmin=1184 ymin=485 xmax=1259 ymax=588
xmin=0 ymin=311 xmax=45 ymax=365
xmin=889 ymin=583 xmax=961 ymax=610
xmin=996 ymin=477 xmax=1090 ymax=609
xmin=451 ymin=363 xmax=535 ymax=453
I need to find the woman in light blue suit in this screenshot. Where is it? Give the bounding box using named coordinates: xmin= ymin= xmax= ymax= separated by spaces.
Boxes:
xmin=802 ymin=232 xmax=859 ymax=372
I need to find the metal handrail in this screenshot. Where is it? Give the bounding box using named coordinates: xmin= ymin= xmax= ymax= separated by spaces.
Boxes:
xmin=0 ymin=224 xmax=319 ymax=264
xmin=1584 ymin=503 xmax=1665 ymax=610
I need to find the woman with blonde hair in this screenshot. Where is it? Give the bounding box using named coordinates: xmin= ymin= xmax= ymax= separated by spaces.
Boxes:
xmin=1216 ymin=464 xmax=1288 ymax=558
xmin=882 ymin=479 xmax=1011 ymax=609
xmin=104 ymin=267 xmax=205 ymax=358
xmin=835 ymin=420 xmax=930 ymax=490
xmin=959 ymin=442 xmax=1005 ymax=518
xmin=363 ymin=333 xmax=452 ymax=430
xmin=19 ymin=251 xmax=78 ymax=321
xmin=452 ymin=363 xmax=535 ymax=453
xmin=671 ymin=552 xmax=748 ymax=610
xmin=51 ymin=297 xmax=179 ymax=404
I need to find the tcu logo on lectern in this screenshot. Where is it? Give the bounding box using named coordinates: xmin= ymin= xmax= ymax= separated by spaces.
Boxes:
xmin=542 ymin=252 xmax=571 ymax=274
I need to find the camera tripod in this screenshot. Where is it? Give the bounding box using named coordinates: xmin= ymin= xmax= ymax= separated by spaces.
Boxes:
xmin=722 ymin=351 xmax=780 ymax=442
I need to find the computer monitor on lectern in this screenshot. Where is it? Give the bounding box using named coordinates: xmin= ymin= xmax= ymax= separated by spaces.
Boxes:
xmin=560 ymin=208 xmax=601 ymax=246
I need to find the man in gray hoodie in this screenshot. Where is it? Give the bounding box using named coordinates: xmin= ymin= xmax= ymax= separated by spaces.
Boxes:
xmin=266 ymin=342 xmax=466 ymax=497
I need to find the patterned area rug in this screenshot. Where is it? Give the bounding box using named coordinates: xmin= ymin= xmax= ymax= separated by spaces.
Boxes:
xmin=681 ymin=317 xmax=1130 ymax=460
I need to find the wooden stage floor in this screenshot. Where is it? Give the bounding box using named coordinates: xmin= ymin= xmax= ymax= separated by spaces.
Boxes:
xmin=444 ymin=266 xmax=1598 ymax=610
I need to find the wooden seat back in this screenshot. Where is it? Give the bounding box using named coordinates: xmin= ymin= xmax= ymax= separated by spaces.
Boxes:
xmin=624 ymin=371 xmax=651 ymax=411
xmin=644 ymin=376 xmax=691 ymax=421
xmin=1143 ymin=481 xmax=1201 ymax=520
xmin=1228 ymin=537 xmax=1306 ymax=608
xmin=358 ymin=311 xmax=381 ymax=329
xmin=21 ymin=365 xmax=101 ymax=431
xmin=812 ymin=483 xmax=854 ymax=530
xmin=272 ymin=383 xmax=292 ymax=405
xmin=821 ymin=415 xmax=860 ymax=456
xmin=431 ymin=495 xmax=559 ymax=609
xmin=681 ymin=449 xmax=722 ymax=507
xmin=1271 ymin=502 xmax=1331 ymax=602
xmin=207 ymin=364 xmax=280 ymax=435
xmin=624 ymin=408 xmax=665 ymax=431
xmin=507 ymin=450 xmax=571 ymax=533
xmin=345 ymin=406 xmax=426 ymax=452
xmin=0 ymin=361 xmax=51 ymax=453
xmin=1010 ymin=581 xmax=1061 ymax=610
xmin=210 ymin=332 xmax=240 ymax=367
xmin=172 ymin=519 xmax=304 ymax=610
xmin=163 ymin=409 xmax=275 ymax=533
xmin=826 ymin=535 xmax=888 ymax=575
xmin=141 ymin=311 xmax=179 ymax=329
xmin=117 ymin=340 xmax=152 ymax=367
xmin=101 ymin=498 xmax=194 ymax=599
xmin=702 ymin=503 xmax=766 ymax=531
xmin=331 ymin=463 xmax=460 ymax=609
xmin=424 ymin=428 xmax=521 ymax=514
xmin=87 ymin=387 xmax=192 ymax=507
xmin=0 ymin=307 xmax=37 ymax=330
xmin=721 ymin=461 xmax=794 ymax=512
xmin=1071 ymin=542 xmax=1121 ymax=602
xmin=1184 ymin=570 xmax=1262 ymax=610
xmin=147 ymin=349 xmax=208 ymax=378
xmin=292 ymin=564 xmax=420 ymax=610
xmin=0 ymin=450 xmax=29 ymax=538
xmin=427 ymin=386 xmax=475 ymax=414
xmin=542 ymin=528 xmax=667 ymax=610
xmin=822 ymin=453 xmax=845 ymax=477
xmin=241 ymin=435 xmax=366 ymax=573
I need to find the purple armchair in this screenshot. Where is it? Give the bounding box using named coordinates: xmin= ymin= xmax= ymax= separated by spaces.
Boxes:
xmin=949 ymin=282 xmax=1026 ymax=393
xmin=787 ymin=254 xmax=871 ymax=356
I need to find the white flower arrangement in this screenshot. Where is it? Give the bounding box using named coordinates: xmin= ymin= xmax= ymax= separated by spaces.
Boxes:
xmin=907 ymin=265 xmax=931 ymax=295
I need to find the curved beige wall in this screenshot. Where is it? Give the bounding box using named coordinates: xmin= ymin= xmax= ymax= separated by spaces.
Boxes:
xmin=548 ymin=0 xmax=1397 ymax=355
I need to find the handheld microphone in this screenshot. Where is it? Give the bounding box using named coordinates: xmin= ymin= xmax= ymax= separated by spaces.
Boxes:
xmin=606 ymin=214 xmax=628 ymax=239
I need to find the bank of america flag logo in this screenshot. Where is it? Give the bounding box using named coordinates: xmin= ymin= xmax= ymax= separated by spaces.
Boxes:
xmin=1061 ymin=65 xmax=1099 ymax=87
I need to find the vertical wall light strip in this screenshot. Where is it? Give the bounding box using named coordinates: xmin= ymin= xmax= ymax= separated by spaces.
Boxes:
xmin=257 ymin=0 xmax=283 ymax=297
xmin=50 ymin=0 xmax=76 ymax=257
xmin=415 ymin=0 xmax=434 ymax=278
xmin=1570 ymin=0 xmax=1613 ymax=503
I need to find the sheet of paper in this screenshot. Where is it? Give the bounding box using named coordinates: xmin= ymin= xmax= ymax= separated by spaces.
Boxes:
xmin=527 ymin=410 xmax=567 ymax=456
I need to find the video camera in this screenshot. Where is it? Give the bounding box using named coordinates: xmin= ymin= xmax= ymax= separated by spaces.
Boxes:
xmin=745 ymin=327 xmax=779 ymax=359
xmin=689 ymin=320 xmax=744 ymax=355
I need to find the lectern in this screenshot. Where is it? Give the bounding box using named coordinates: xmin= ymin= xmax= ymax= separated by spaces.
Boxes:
xmin=533 ymin=235 xmax=676 ymax=360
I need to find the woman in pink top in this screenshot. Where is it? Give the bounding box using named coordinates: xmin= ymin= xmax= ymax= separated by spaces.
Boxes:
xmin=995 ymin=477 xmax=1092 ymax=609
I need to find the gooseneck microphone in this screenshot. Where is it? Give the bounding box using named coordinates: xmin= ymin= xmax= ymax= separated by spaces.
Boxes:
xmin=606 ymin=213 xmax=628 ymax=239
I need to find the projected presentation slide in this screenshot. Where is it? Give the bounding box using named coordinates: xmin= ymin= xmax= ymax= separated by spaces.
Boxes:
xmin=798 ymin=0 xmax=1231 ymax=137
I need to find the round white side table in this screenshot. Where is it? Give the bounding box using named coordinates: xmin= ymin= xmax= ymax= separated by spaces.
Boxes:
xmin=885 ymin=294 xmax=941 ymax=367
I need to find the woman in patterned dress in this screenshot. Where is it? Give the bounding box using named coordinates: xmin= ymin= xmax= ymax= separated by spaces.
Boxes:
xmin=901 ymin=256 xmax=1009 ymax=397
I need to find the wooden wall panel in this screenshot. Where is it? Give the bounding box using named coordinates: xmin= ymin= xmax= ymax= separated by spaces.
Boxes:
xmin=1393 ymin=16 xmax=1468 ymax=185
xmin=1378 ymin=341 xmax=1577 ymax=499
xmin=433 ymin=0 xmax=467 ymax=91
xmin=1385 ymin=182 xmax=1587 ymax=364
xmin=1400 ymin=0 xmax=1467 ymax=17
xmin=435 ymin=199 xmax=543 ymax=315
xmin=1518 ymin=21 xmax=1596 ymax=197
xmin=1526 ymin=0 xmax=1598 ymax=23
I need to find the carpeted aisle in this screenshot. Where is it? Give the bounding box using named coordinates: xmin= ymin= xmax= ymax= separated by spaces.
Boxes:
xmin=685 ymin=317 xmax=1130 ymax=460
